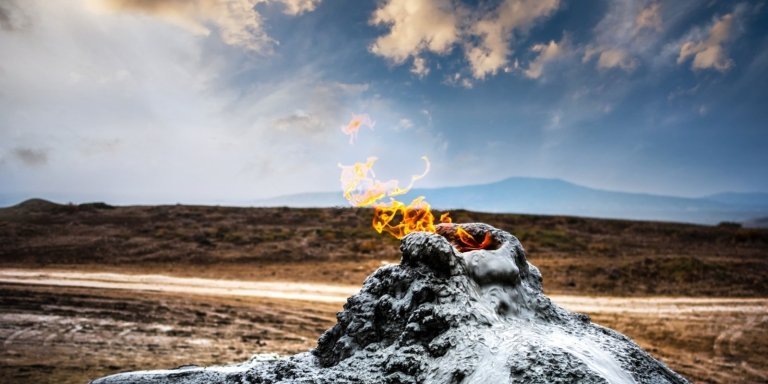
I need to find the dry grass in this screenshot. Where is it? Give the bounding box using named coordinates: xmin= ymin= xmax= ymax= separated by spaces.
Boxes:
xmin=1 ymin=200 xmax=766 ymax=296
xmin=1 ymin=200 xmax=767 ymax=383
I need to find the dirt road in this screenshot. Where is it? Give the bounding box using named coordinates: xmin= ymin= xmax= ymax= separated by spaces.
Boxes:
xmin=0 ymin=269 xmax=360 ymax=303
xmin=1 ymin=268 xmax=766 ymax=384
xmin=1 ymin=268 xmax=765 ymax=314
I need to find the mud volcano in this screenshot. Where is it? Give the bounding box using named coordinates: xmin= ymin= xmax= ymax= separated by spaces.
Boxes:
xmin=92 ymin=223 xmax=688 ymax=384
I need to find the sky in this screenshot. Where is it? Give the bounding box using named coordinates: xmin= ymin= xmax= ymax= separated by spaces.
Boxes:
xmin=0 ymin=0 xmax=767 ymax=204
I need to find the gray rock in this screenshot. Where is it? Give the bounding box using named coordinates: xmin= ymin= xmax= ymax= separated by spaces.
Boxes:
xmin=92 ymin=223 xmax=689 ymax=384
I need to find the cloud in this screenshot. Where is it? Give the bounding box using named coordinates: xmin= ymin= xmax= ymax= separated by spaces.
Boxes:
xmin=272 ymin=109 xmax=323 ymax=134
xmin=677 ymin=11 xmax=738 ymax=72
xmin=582 ymin=1 xmax=665 ymax=73
xmin=97 ymin=0 xmax=323 ymax=52
xmin=12 ymin=147 xmax=48 ymax=167
xmin=0 ymin=0 xmax=30 ymax=31
xmin=635 ymin=2 xmax=661 ymax=33
xmin=584 ymin=47 xmax=637 ymax=72
xmin=97 ymin=0 xmax=272 ymax=52
xmin=398 ymin=118 xmax=414 ymax=130
xmin=266 ymin=80 xmax=371 ymax=139
xmin=466 ymin=0 xmax=560 ymax=79
xmin=369 ymin=0 xmax=459 ymax=65
xmin=278 ymin=0 xmax=321 ymax=15
xmin=410 ymin=56 xmax=430 ymax=77
xmin=369 ymin=0 xmax=561 ymax=80
xmin=420 ymin=109 xmax=433 ymax=125
xmin=0 ymin=1 xmax=384 ymax=201
xmin=443 ymin=72 xmax=473 ymax=89
xmin=523 ymin=39 xmax=563 ymax=79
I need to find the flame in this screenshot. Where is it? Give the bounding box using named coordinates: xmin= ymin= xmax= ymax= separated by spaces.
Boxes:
xmin=340 ymin=156 xmax=447 ymax=240
xmin=455 ymin=227 xmax=493 ymax=252
xmin=372 ymin=197 xmax=433 ymax=238
xmin=337 ymin=114 xmax=494 ymax=250
xmin=339 ymin=156 xmax=430 ymax=207
xmin=341 ymin=114 xmax=375 ymax=144
xmin=372 ymin=197 xmax=456 ymax=239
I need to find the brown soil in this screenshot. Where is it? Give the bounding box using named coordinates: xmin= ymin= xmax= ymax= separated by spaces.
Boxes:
xmin=0 ymin=283 xmax=337 ymax=384
xmin=1 ymin=201 xmax=767 ymax=383
xmin=1 ymin=201 xmax=766 ymax=296
xmin=1 ymin=281 xmax=765 ymax=384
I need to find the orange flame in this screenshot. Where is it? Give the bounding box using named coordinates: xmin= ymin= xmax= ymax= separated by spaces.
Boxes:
xmin=339 ymin=156 xmax=430 ymax=207
xmin=372 ymin=197 xmax=455 ymax=239
xmin=341 ymin=114 xmax=375 ymax=144
xmin=339 ymin=156 xmax=449 ymax=240
xmin=455 ymin=227 xmax=493 ymax=252
xmin=337 ymin=114 xmax=493 ymax=250
xmin=437 ymin=216 xmax=494 ymax=251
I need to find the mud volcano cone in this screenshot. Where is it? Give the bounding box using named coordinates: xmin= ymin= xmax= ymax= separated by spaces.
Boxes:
xmin=92 ymin=223 xmax=689 ymax=384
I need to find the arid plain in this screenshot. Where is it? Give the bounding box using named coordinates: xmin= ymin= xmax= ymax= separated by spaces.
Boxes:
xmin=1 ymin=200 xmax=766 ymax=384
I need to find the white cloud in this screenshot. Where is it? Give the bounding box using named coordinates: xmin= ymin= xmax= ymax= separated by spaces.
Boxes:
xmin=398 ymin=118 xmax=414 ymax=130
xmin=635 ymin=2 xmax=661 ymax=32
xmin=523 ymin=39 xmax=563 ymax=79
xmin=443 ymin=72 xmax=473 ymax=89
xmin=369 ymin=0 xmax=458 ymax=64
xmin=369 ymin=0 xmax=561 ymax=80
xmin=95 ymin=0 xmax=272 ymax=52
xmin=411 ymin=56 xmax=430 ymax=77
xmin=466 ymin=0 xmax=560 ymax=79
xmin=677 ymin=12 xmax=737 ymax=72
xmin=95 ymin=0 xmax=323 ymax=53
xmin=583 ymin=1 xmax=664 ymax=73
xmin=278 ymin=0 xmax=321 ymax=15
xmin=0 ymin=0 xmax=392 ymax=202
xmin=588 ymin=47 xmax=637 ymax=71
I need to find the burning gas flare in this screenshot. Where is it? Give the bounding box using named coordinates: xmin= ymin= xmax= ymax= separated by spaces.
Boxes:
xmin=339 ymin=156 xmax=430 ymax=207
xmin=338 ymin=114 xmax=492 ymax=250
xmin=339 ymin=156 xmax=491 ymax=250
xmin=372 ymin=197 xmax=450 ymax=239
xmin=339 ymin=156 xmax=443 ymax=239
xmin=436 ymin=220 xmax=495 ymax=253
xmin=341 ymin=114 xmax=375 ymax=144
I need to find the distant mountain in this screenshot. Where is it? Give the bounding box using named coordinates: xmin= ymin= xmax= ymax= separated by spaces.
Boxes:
xmin=255 ymin=177 xmax=768 ymax=225
xmin=701 ymin=192 xmax=768 ymax=208
xmin=4 ymin=178 xmax=767 ymax=226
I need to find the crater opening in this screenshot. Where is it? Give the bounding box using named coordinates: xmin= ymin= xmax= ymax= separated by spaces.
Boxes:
xmin=436 ymin=223 xmax=500 ymax=253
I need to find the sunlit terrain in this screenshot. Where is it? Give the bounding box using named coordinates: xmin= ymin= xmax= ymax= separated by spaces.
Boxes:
xmin=1 ymin=202 xmax=767 ymax=383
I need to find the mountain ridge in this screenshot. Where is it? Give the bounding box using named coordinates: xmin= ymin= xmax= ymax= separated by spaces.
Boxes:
xmin=3 ymin=177 xmax=767 ymax=226
xmin=254 ymin=176 xmax=768 ymax=225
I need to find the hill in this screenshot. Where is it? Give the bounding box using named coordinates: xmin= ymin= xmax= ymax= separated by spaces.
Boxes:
xmin=255 ymin=177 xmax=768 ymax=225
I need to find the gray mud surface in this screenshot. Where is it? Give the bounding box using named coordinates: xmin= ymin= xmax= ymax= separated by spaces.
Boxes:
xmin=93 ymin=224 xmax=689 ymax=383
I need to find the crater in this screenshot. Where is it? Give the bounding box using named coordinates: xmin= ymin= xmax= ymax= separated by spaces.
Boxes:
xmin=435 ymin=223 xmax=501 ymax=252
